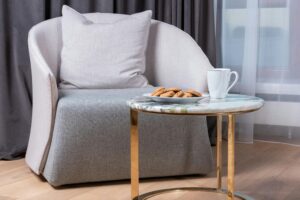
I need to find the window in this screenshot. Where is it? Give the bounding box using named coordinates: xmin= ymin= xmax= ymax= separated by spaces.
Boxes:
xmin=221 ymin=0 xmax=300 ymax=85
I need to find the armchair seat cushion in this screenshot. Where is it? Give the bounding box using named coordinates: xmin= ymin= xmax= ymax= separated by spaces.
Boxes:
xmin=43 ymin=88 xmax=213 ymax=186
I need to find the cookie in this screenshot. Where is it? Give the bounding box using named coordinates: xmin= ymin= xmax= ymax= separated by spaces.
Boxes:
xmin=160 ymin=91 xmax=175 ymax=97
xmin=165 ymin=87 xmax=181 ymax=92
xmin=151 ymin=87 xmax=164 ymax=96
xmin=151 ymin=87 xmax=165 ymax=96
xmin=186 ymin=89 xmax=202 ymax=97
xmin=173 ymin=91 xmax=184 ymax=97
xmin=182 ymin=92 xmax=193 ymax=98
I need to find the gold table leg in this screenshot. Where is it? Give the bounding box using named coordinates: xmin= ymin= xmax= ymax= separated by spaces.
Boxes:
xmin=227 ymin=114 xmax=235 ymax=200
xmin=217 ymin=114 xmax=223 ymax=190
xmin=130 ymin=109 xmax=139 ymax=200
xmin=129 ymin=111 xmax=249 ymax=200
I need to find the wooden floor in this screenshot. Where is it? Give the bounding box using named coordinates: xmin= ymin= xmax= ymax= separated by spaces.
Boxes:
xmin=0 ymin=141 xmax=300 ymax=200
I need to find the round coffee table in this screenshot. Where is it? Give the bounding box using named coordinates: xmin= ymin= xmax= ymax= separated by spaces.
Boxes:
xmin=127 ymin=94 xmax=264 ymax=200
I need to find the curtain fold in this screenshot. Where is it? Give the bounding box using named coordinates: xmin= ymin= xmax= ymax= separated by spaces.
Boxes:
xmin=0 ymin=1 xmax=43 ymax=159
xmin=234 ymin=0 xmax=259 ymax=143
xmin=0 ymin=0 xmax=216 ymax=159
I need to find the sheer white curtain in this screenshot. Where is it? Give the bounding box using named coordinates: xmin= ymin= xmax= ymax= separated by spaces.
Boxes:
xmin=217 ymin=0 xmax=300 ymax=144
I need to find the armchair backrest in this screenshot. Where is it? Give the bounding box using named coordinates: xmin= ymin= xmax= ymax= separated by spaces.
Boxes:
xmin=28 ymin=13 xmax=213 ymax=91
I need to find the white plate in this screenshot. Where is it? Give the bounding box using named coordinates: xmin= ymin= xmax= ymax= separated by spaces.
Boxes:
xmin=143 ymin=93 xmax=209 ymax=104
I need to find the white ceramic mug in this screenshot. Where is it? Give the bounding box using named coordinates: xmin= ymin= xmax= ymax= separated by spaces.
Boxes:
xmin=207 ymin=68 xmax=239 ymax=99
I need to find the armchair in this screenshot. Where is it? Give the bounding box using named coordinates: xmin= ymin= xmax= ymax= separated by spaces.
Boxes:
xmin=26 ymin=13 xmax=214 ymax=186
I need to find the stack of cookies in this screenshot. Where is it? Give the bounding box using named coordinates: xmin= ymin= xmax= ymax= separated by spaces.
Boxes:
xmin=151 ymin=87 xmax=202 ymax=98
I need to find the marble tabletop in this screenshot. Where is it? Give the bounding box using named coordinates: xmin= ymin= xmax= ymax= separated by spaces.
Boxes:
xmin=127 ymin=94 xmax=264 ymax=115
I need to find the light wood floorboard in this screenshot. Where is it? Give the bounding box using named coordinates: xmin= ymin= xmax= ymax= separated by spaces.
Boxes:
xmin=0 ymin=141 xmax=300 ymax=200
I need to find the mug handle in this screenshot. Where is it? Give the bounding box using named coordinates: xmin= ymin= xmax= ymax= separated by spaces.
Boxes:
xmin=226 ymin=71 xmax=239 ymax=94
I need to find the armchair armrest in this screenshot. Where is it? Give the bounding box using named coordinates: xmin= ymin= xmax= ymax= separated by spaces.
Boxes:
xmin=145 ymin=21 xmax=214 ymax=92
xmin=25 ymin=30 xmax=58 ymax=174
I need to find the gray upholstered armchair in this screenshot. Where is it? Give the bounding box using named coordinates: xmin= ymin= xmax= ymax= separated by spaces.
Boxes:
xmin=26 ymin=13 xmax=214 ymax=186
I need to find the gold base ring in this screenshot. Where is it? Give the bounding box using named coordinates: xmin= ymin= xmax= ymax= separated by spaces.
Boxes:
xmin=133 ymin=187 xmax=254 ymax=200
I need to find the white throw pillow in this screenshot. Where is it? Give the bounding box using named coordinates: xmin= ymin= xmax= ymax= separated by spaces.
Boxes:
xmin=59 ymin=5 xmax=152 ymax=89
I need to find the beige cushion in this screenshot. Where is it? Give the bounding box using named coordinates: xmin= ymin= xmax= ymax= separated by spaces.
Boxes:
xmin=59 ymin=5 xmax=152 ymax=89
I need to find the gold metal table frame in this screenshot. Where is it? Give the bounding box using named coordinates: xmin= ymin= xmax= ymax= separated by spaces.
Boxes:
xmin=130 ymin=108 xmax=256 ymax=200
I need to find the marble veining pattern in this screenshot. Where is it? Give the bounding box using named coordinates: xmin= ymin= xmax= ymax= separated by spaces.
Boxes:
xmin=127 ymin=94 xmax=264 ymax=114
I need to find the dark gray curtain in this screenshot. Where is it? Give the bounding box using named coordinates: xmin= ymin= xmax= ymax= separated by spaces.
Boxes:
xmin=0 ymin=0 xmax=216 ymax=159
